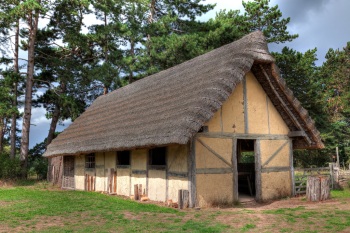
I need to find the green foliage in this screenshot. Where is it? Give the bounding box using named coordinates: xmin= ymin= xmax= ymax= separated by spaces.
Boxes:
xmin=28 ymin=141 xmax=48 ymax=179
xmin=241 ymin=0 xmax=298 ymax=43
xmin=0 ymin=152 xmax=21 ymax=179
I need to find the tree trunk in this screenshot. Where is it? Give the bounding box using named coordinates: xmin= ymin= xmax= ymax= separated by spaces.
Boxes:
xmin=10 ymin=19 xmax=19 ymax=159
xmin=128 ymin=38 xmax=135 ymax=83
xmin=147 ymin=0 xmax=156 ymax=69
xmin=306 ymin=175 xmax=330 ymax=201
xmin=46 ymin=105 xmax=60 ymax=184
xmin=20 ymin=9 xmax=40 ymax=177
xmin=0 ymin=118 xmax=4 ymax=153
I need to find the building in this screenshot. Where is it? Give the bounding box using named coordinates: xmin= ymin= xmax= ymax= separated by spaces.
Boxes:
xmin=44 ymin=31 xmax=324 ymax=207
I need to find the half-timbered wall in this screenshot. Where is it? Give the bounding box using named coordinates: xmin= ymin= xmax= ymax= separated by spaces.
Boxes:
xmin=197 ymin=71 xmax=293 ymax=205
xmin=71 ymin=145 xmax=189 ymax=204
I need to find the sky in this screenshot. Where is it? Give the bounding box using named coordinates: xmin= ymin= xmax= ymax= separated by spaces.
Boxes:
xmin=26 ymin=0 xmax=350 ymax=148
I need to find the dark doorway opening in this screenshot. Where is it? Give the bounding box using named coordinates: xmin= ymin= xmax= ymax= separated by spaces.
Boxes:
xmin=237 ymin=139 xmax=256 ymax=198
xmin=63 ymin=156 xmax=75 ymax=189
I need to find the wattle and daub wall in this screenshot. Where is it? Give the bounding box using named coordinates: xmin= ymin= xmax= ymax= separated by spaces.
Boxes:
xmin=69 ymin=72 xmax=293 ymax=206
xmin=74 ymin=145 xmax=188 ymax=203
xmin=196 ymin=72 xmax=292 ymax=206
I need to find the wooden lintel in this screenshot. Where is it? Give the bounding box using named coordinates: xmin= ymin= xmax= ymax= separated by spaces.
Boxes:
xmin=288 ymin=131 xmax=306 ymax=137
xmin=148 ymin=165 xmax=166 ymax=170
xmin=196 ymin=132 xmax=289 ymax=140
xmin=116 ymin=165 xmax=131 ymax=169
xmin=132 ymin=170 xmax=147 ymax=175
xmin=168 ymin=172 xmax=188 ymax=178
xmin=261 ymin=166 xmax=291 ymax=173
xmin=196 ymin=168 xmax=232 ymax=174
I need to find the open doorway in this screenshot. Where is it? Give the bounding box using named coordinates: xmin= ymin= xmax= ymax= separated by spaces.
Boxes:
xmin=237 ymin=139 xmax=256 ymax=201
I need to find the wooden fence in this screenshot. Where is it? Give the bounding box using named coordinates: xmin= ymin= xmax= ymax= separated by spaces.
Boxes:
xmin=339 ymin=170 xmax=350 ymax=187
xmin=294 ymin=166 xmax=331 ymax=196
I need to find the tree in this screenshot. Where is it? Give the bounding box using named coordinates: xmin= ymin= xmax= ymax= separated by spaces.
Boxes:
xmin=0 ymin=0 xmax=22 ymax=159
xmin=241 ymin=0 xmax=298 ymax=43
xmin=318 ymin=43 xmax=350 ymax=165
xmin=138 ymin=0 xmax=215 ymax=75
xmin=1 ymin=0 xmax=50 ymax=175
xmin=0 ymin=69 xmax=19 ymax=153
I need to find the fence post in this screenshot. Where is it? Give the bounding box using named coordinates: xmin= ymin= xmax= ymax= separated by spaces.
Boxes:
xmin=329 ymin=163 xmax=334 ymax=189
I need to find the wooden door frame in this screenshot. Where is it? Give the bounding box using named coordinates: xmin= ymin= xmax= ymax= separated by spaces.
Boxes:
xmin=233 ymin=139 xmax=262 ymax=202
xmin=62 ymin=155 xmax=75 ymax=189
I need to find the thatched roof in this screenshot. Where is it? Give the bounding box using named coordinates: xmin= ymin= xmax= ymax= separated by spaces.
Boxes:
xmin=44 ymin=31 xmax=323 ymax=157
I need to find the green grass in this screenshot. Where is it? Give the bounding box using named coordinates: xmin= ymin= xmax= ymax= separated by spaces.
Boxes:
xmin=0 ymin=183 xmax=227 ymax=232
xmin=1 ymin=182 xmax=350 ymax=232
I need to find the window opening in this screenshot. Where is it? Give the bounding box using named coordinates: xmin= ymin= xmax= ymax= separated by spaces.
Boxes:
xmin=117 ymin=150 xmax=131 ymax=166
xmin=85 ymin=153 xmax=95 ymax=169
xmin=149 ymin=147 xmax=166 ymax=166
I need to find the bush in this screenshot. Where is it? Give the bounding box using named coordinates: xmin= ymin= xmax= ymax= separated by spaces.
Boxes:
xmin=0 ymin=153 xmax=22 ymax=179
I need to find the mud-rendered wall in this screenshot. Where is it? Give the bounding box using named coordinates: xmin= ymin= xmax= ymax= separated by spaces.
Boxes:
xmin=203 ymin=72 xmax=290 ymax=135
xmin=260 ymin=139 xmax=292 ymax=200
xmin=95 ymin=152 xmax=106 ymax=191
xmin=195 ymin=137 xmax=233 ymax=207
xmin=74 ymin=155 xmax=85 ymax=190
xmin=246 ymin=72 xmax=290 ymax=135
xmin=130 ymin=149 xmax=147 ymax=196
xmin=167 ymin=145 xmax=189 ymax=203
xmin=197 ymin=71 xmax=292 ymax=205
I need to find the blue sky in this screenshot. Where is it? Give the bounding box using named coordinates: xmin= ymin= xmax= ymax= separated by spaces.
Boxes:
xmin=27 ymin=0 xmax=350 ymax=148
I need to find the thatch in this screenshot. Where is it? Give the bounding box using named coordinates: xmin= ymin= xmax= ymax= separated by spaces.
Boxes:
xmin=44 ymin=31 xmax=323 ymax=157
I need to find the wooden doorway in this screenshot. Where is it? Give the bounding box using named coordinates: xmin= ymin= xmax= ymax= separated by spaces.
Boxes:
xmin=62 ymin=156 xmax=75 ymax=189
xmin=237 ymin=139 xmax=256 ymax=200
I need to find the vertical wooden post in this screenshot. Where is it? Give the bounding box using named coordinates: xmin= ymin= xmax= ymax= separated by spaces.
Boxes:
xmin=134 ymin=184 xmax=139 ymax=200
xmin=255 ymin=140 xmax=262 ymax=202
xmin=183 ymin=190 xmax=189 ymax=208
xmin=243 ymin=77 xmax=249 ymax=134
xmin=232 ymin=138 xmax=238 ymax=203
xmin=289 ymin=140 xmax=295 ymax=196
xmin=113 ymin=171 xmax=117 ymax=193
xmin=88 ymin=175 xmax=91 ymax=191
xmin=146 ymin=152 xmax=149 ymax=196
xmin=336 ymin=147 xmax=340 ymax=168
xmin=188 ymin=139 xmax=196 ymax=208
xmin=178 ymin=189 xmax=190 ymax=209
xmin=138 ymin=184 xmax=142 ymax=198
xmin=166 ymin=151 xmax=169 ymax=202
xmin=178 ymin=189 xmax=183 ymax=209
xmin=329 ymin=163 xmax=334 ymax=189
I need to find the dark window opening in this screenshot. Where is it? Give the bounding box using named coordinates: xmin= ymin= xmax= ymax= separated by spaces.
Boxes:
xmin=149 ymin=147 xmax=166 ymax=166
xmin=117 ymin=150 xmax=131 ymax=166
xmin=85 ymin=153 xmax=95 ymax=169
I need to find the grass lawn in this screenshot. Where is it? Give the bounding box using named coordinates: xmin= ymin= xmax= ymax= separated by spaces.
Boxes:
xmin=1 ymin=181 xmax=350 ymax=233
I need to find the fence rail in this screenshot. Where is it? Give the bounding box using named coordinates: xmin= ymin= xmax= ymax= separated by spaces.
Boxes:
xmin=294 ymin=166 xmax=331 ymax=196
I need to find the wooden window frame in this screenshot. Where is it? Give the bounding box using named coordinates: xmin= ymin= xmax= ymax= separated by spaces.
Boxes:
xmin=116 ymin=150 xmax=131 ymax=168
xmin=148 ymin=147 xmax=167 ymax=170
xmin=85 ymin=153 xmax=95 ymax=169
